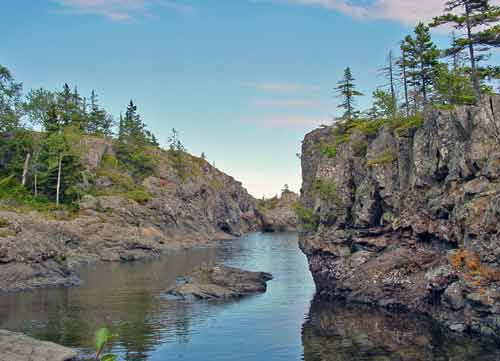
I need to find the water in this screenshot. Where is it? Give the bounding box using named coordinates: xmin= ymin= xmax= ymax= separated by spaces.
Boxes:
xmin=0 ymin=232 xmax=498 ymax=360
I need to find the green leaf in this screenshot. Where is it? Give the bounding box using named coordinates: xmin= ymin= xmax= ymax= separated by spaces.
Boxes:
xmin=101 ymin=354 xmax=118 ymax=361
xmin=95 ymin=327 xmax=111 ymax=352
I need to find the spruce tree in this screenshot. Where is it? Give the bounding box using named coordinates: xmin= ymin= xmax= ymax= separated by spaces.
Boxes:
xmin=401 ymin=23 xmax=440 ymax=107
xmin=431 ymin=0 xmax=500 ymax=100
xmin=334 ymin=67 xmax=364 ymax=120
xmin=0 ymin=65 xmax=23 ymax=132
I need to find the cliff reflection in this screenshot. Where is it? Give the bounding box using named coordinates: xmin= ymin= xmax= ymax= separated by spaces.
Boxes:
xmin=302 ymin=296 xmax=500 ymax=361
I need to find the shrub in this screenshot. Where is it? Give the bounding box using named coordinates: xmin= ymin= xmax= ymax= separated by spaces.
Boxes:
xmin=293 ymin=203 xmax=319 ymax=232
xmin=313 ymin=179 xmax=343 ymax=205
xmin=391 ymin=114 xmax=424 ymax=135
xmin=367 ymin=150 xmax=397 ymax=167
xmin=125 ymin=189 xmax=152 ymax=204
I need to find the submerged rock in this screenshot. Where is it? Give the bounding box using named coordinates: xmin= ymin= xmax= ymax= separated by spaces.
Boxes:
xmin=0 ymin=329 xmax=77 ymax=361
xmin=165 ymin=264 xmax=273 ymax=300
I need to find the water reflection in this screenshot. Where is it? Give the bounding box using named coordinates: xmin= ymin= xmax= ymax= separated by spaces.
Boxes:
xmin=1 ymin=232 xmax=499 ymax=360
xmin=0 ymin=247 xmax=219 ymax=360
xmin=302 ymin=297 xmax=500 ymax=361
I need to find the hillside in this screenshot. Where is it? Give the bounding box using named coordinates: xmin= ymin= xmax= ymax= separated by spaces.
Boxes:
xmin=0 ymin=137 xmax=263 ymax=292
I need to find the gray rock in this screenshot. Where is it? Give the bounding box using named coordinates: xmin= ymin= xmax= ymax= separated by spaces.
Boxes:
xmin=165 ymin=264 xmax=273 ymax=300
xmin=298 ymin=95 xmax=500 ymax=339
xmin=0 ymin=329 xmax=77 ymax=361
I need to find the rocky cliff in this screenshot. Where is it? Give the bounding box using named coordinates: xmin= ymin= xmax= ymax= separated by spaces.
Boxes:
xmin=299 ymin=95 xmax=500 ymax=338
xmin=0 ymin=142 xmax=262 ymax=292
xmin=256 ymin=191 xmax=299 ymax=232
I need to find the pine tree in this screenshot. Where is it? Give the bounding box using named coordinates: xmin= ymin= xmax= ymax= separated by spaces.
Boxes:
xmin=431 ymin=0 xmax=500 ymax=100
xmin=0 ymin=65 xmax=23 ymax=132
xmin=401 ymin=23 xmax=440 ymax=107
xmin=334 ymin=67 xmax=364 ymax=120
xmin=87 ymin=90 xmax=112 ymax=136
xmin=398 ymin=44 xmax=411 ymax=116
xmin=378 ymin=51 xmax=397 ymax=104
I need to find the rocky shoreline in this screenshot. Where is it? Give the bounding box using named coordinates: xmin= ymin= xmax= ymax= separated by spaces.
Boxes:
xmin=0 ymin=140 xmax=296 ymax=293
xmin=299 ymin=96 xmax=500 ymax=338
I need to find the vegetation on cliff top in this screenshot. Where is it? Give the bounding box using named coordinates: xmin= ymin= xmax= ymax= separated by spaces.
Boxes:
xmin=0 ymin=66 xmax=203 ymax=216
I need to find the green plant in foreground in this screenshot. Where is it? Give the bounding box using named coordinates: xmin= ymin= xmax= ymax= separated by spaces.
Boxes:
xmin=94 ymin=327 xmax=117 ymax=361
xmin=313 ymin=179 xmax=343 ymax=206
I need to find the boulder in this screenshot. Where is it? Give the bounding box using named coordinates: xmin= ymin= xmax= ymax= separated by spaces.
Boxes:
xmin=165 ymin=264 xmax=273 ymax=300
xmin=0 ymin=329 xmax=77 ymax=361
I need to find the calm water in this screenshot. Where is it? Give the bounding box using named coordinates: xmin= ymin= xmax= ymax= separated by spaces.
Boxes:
xmin=0 ymin=232 xmax=499 ymax=360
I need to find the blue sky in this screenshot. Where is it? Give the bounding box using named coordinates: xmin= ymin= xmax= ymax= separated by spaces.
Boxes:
xmin=1 ymin=0 xmax=497 ymax=197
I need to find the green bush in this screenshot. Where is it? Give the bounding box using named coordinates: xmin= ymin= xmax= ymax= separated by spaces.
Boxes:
xmin=367 ymin=150 xmax=397 ymax=167
xmin=313 ymin=179 xmax=343 ymax=205
xmin=293 ymin=203 xmax=319 ymax=232
xmin=391 ymin=114 xmax=424 ymax=135
xmin=125 ymin=189 xmax=152 ymax=204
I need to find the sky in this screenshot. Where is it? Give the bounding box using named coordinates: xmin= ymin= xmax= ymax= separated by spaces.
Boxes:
xmin=1 ymin=0 xmax=498 ymax=197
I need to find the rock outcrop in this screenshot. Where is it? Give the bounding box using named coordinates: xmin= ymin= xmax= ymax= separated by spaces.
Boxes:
xmin=256 ymin=191 xmax=299 ymax=232
xmin=0 ymin=145 xmax=262 ymax=292
xmin=165 ymin=264 xmax=273 ymax=300
xmin=299 ymin=96 xmax=500 ymax=338
xmin=0 ymin=329 xmax=78 ymax=361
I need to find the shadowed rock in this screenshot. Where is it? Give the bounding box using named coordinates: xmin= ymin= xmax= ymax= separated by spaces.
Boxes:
xmin=165 ymin=264 xmax=273 ymax=300
xmin=0 ymin=329 xmax=77 ymax=361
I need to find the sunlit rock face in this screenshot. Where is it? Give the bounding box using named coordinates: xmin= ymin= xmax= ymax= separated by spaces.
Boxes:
xmin=299 ymin=95 xmax=500 ymax=338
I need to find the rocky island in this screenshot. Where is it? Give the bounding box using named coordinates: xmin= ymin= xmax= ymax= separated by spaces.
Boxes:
xmin=165 ymin=264 xmax=273 ymax=300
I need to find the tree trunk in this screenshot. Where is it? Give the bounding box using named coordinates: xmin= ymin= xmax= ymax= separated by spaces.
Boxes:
xmin=56 ymin=153 xmax=63 ymax=207
xmin=465 ymin=3 xmax=481 ymax=102
xmin=21 ymin=153 xmax=31 ymax=187
xmin=402 ymin=51 xmax=410 ymax=116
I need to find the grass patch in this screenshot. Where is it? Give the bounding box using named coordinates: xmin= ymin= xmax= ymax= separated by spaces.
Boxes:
xmin=313 ymin=179 xmax=343 ymax=205
xmin=367 ymin=150 xmax=397 ymax=167
xmin=293 ymin=203 xmax=319 ymax=232
xmin=125 ymin=189 xmax=152 ymax=204
xmin=391 ymin=114 xmax=424 ymax=135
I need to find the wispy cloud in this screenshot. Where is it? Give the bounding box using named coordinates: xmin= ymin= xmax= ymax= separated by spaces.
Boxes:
xmin=251 ymin=98 xmax=320 ymax=107
xmin=244 ymin=81 xmax=320 ymax=94
xmin=264 ymin=0 xmax=500 ymax=25
xmin=248 ymin=115 xmax=327 ymax=129
xmin=53 ymin=0 xmax=195 ymax=21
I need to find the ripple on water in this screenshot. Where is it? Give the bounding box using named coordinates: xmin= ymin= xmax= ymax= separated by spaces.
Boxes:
xmin=0 ymin=232 xmax=498 ymax=360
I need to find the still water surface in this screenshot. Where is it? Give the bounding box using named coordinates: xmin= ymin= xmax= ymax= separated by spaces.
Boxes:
xmin=0 ymin=232 xmax=499 ymax=360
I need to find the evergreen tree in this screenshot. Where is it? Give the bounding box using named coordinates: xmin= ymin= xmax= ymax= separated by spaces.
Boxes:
xmin=87 ymin=90 xmax=113 ymax=136
xmin=334 ymin=67 xmax=364 ymax=119
xmin=401 ymin=23 xmax=440 ymax=107
xmin=37 ymin=132 xmax=83 ymax=204
xmin=370 ymin=89 xmax=397 ymax=119
xmin=431 ymin=0 xmax=500 ymax=100
xmin=378 ymin=51 xmax=397 ymax=104
xmin=398 ymin=44 xmax=411 ymax=116
xmin=0 ymin=65 xmax=23 ymax=132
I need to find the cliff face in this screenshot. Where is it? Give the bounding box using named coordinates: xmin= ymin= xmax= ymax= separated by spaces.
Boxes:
xmin=256 ymin=191 xmax=299 ymax=232
xmin=0 ymin=143 xmax=260 ymax=292
xmin=299 ymin=96 xmax=500 ymax=338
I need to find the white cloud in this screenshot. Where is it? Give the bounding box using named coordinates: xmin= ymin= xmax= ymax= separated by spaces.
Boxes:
xmin=272 ymin=0 xmax=500 ymax=25
xmin=53 ymin=0 xmax=194 ymax=21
